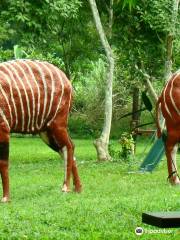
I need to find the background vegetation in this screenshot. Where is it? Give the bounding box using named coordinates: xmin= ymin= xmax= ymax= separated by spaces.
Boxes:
xmin=0 ymin=0 xmax=179 ymax=138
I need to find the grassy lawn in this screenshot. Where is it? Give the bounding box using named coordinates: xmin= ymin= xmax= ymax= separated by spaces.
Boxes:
xmin=0 ymin=137 xmax=180 ymax=239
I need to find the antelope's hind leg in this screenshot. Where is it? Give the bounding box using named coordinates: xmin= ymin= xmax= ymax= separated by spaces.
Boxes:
xmin=0 ymin=126 xmax=10 ymax=203
xmin=48 ymin=124 xmax=82 ymax=193
xmin=61 ymin=140 xmax=82 ymax=193
xmin=40 ymin=129 xmax=82 ymax=193
xmin=72 ymin=154 xmax=82 ymax=193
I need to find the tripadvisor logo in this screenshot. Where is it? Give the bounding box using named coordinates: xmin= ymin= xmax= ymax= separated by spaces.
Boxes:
xmin=135 ymin=227 xmax=144 ymax=236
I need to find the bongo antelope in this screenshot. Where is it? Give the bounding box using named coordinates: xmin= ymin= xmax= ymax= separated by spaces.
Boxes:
xmin=0 ymin=59 xmax=82 ymax=203
xmin=156 ymin=70 xmax=180 ymax=185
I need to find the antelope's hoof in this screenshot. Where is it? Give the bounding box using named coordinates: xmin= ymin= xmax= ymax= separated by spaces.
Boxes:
xmin=61 ymin=184 xmax=71 ymax=193
xmin=169 ymin=178 xmax=180 ymax=186
xmin=74 ymin=184 xmax=82 ymax=193
xmin=1 ymin=197 xmax=10 ymax=203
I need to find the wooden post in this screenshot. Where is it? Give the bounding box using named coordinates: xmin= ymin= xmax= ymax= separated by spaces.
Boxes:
xmin=131 ymin=87 xmax=140 ymax=151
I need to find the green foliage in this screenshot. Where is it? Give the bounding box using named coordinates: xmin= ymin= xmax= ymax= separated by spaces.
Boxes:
xmin=174 ymin=38 xmax=180 ymax=69
xmin=72 ymin=57 xmax=106 ymax=134
xmin=109 ymin=141 xmax=122 ymax=160
xmin=109 ymin=132 xmax=135 ymax=161
xmin=73 ymin=57 xmax=106 ymax=103
xmin=119 ymin=132 xmax=134 ymax=160
xmin=0 ymin=0 xmax=85 ymax=76
xmin=0 ymin=0 xmax=179 ymax=137
xmin=116 ymin=0 xmax=138 ymax=11
xmin=138 ymin=0 xmax=178 ymax=33
xmin=0 ymin=48 xmax=14 ymax=62
xmin=13 ymin=44 xmax=65 ymax=69
xmin=14 ymin=45 xmax=26 ymax=59
xmin=113 ymin=4 xmax=166 ymax=83
xmin=26 ymin=50 xmax=65 ymax=70
xmin=1 ymin=0 xmax=82 ymax=31
xmin=69 ymin=116 xmax=94 ymax=138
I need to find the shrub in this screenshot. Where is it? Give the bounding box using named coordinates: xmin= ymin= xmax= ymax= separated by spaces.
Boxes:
xmin=109 ymin=132 xmax=135 ymax=161
xmin=119 ymin=132 xmax=135 ymax=161
xmin=0 ymin=48 xmax=14 ymax=62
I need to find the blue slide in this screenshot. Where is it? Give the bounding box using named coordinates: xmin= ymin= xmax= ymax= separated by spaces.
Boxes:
xmin=139 ymin=137 xmax=165 ymax=172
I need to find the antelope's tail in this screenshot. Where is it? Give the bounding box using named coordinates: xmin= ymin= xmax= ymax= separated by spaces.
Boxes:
xmin=156 ymin=97 xmax=162 ymax=138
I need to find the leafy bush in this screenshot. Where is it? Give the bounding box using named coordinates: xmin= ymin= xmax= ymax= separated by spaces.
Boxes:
xmin=26 ymin=49 xmax=65 ymax=69
xmin=71 ymin=57 xmax=106 ymax=135
xmin=119 ymin=132 xmax=135 ymax=160
xmin=109 ymin=132 xmax=135 ymax=161
xmin=0 ymin=48 xmax=14 ymax=62
xmin=109 ymin=141 xmax=122 ymax=161
xmin=68 ymin=115 xmax=95 ymax=138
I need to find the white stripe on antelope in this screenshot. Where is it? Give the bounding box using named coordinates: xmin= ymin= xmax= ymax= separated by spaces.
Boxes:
xmin=0 ymin=59 xmax=82 ymax=203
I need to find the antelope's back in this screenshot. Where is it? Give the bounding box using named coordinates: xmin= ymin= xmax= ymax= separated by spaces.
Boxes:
xmin=0 ymin=60 xmax=72 ymax=133
xmin=160 ymin=71 xmax=180 ymax=123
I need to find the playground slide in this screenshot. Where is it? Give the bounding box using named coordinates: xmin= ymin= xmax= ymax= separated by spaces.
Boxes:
xmin=139 ymin=137 xmax=165 ymax=172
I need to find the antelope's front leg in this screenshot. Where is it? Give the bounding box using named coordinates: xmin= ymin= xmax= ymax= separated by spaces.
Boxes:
xmin=72 ymin=158 xmax=82 ymax=193
xmin=0 ymin=142 xmax=10 ymax=203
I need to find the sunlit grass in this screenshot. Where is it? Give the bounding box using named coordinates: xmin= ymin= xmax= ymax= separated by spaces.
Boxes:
xmin=0 ymin=137 xmax=179 ymax=239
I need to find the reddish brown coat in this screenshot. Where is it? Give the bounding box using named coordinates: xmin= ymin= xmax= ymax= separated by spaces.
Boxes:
xmin=0 ymin=60 xmax=81 ymax=202
xmin=156 ymin=71 xmax=180 ymax=185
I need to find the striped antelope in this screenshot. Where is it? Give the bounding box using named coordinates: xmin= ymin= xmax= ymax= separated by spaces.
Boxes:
xmin=0 ymin=59 xmax=82 ymax=202
xmin=156 ymin=70 xmax=180 ymax=185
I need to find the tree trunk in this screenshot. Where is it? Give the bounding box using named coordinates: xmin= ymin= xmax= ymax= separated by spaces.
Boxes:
xmin=139 ymin=61 xmax=158 ymax=103
xmin=164 ymin=0 xmax=180 ymax=81
xmin=89 ymin=0 xmax=115 ymax=161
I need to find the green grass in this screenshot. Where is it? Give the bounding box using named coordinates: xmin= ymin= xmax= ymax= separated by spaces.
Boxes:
xmin=0 ymin=137 xmax=180 ymax=239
